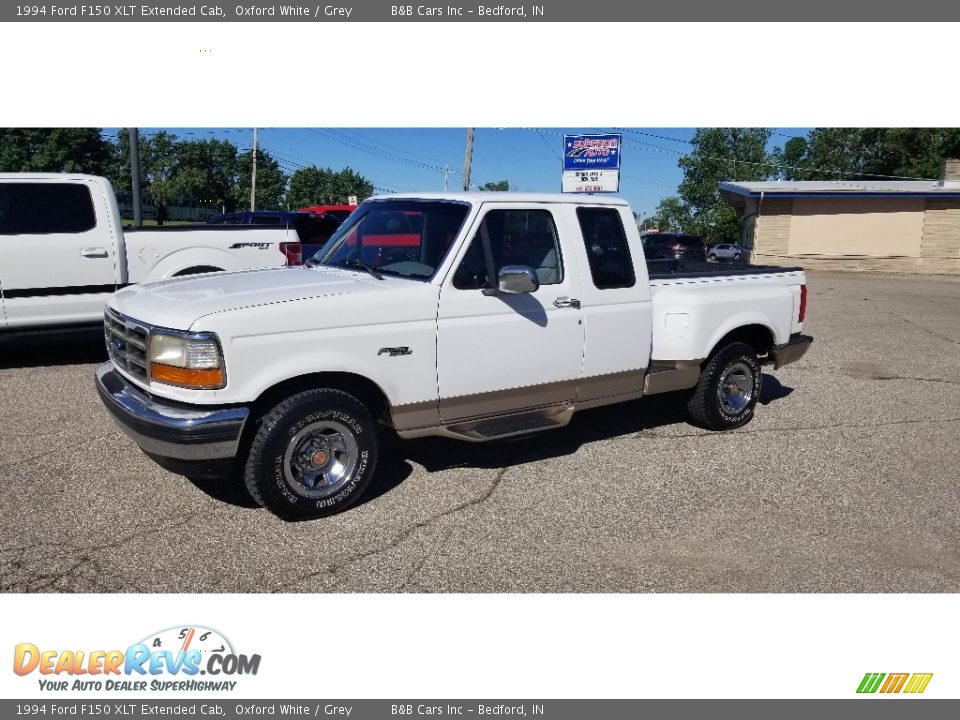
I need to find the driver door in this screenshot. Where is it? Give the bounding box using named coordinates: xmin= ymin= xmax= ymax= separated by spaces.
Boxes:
xmin=437 ymin=204 xmax=585 ymax=422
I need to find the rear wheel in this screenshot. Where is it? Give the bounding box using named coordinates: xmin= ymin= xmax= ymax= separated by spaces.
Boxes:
xmin=687 ymin=342 xmax=762 ymax=430
xmin=243 ymin=389 xmax=379 ymax=520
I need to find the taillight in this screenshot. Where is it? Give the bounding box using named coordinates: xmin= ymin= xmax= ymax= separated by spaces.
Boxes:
xmin=280 ymin=242 xmax=303 ymax=266
xmin=798 ymin=284 xmax=807 ymax=323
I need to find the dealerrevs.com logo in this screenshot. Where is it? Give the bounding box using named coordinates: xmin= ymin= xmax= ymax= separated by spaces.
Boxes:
xmin=13 ymin=626 xmax=261 ymax=692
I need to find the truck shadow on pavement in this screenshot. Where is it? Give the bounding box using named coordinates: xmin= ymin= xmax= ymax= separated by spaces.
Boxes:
xmin=758 ymin=374 xmax=793 ymax=405
xmin=186 ymin=376 xmax=793 ymax=513
xmin=400 ymin=375 xmax=793 ymax=477
xmin=0 ymin=326 xmax=106 ymax=369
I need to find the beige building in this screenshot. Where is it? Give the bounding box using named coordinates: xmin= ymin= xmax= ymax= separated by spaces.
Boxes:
xmin=719 ymin=159 xmax=960 ymax=274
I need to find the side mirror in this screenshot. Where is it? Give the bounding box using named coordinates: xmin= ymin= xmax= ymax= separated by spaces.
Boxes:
xmin=495 ymin=265 xmax=540 ymax=294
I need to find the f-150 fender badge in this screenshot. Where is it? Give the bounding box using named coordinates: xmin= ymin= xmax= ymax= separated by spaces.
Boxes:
xmin=378 ymin=347 xmax=412 ymax=357
xmin=228 ymin=242 xmax=271 ymax=250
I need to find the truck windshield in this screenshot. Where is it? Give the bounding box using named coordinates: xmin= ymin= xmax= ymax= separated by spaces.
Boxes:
xmin=309 ymin=200 xmax=470 ymax=280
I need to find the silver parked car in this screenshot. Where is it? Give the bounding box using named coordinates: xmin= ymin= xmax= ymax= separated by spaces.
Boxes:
xmin=708 ymin=243 xmax=745 ymax=261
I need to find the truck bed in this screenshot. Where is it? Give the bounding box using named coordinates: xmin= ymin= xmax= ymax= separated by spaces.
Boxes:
xmin=646 ymin=259 xmax=806 ymax=363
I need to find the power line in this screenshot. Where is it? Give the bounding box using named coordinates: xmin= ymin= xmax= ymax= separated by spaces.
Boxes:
xmin=337 ymin=128 xmax=453 ymax=166
xmin=308 ymin=128 xmax=452 ymax=175
xmin=535 ymin=128 xmax=562 ymax=162
xmin=616 ymin=128 xmax=694 ymax=146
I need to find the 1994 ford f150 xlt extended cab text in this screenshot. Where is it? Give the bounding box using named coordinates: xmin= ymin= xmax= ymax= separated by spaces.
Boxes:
xmin=0 ymin=174 xmax=304 ymax=331
xmin=95 ymin=193 xmax=812 ymax=520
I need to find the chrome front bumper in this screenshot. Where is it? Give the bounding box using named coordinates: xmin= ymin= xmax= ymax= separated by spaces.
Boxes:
xmin=95 ymin=362 xmax=248 ymax=461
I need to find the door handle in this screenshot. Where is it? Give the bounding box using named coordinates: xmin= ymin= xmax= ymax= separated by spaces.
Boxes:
xmin=81 ymin=247 xmax=109 ymax=259
xmin=553 ymin=297 xmax=581 ymax=309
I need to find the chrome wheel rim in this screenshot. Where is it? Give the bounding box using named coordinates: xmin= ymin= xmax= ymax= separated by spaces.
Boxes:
xmin=718 ymin=362 xmax=754 ymax=415
xmin=283 ymin=420 xmax=358 ymax=498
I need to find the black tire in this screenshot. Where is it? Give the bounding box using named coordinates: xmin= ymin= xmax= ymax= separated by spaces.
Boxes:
xmin=243 ymin=389 xmax=378 ymax=521
xmin=687 ymin=342 xmax=762 ymax=431
xmin=708 ymin=253 xmax=717 ymax=261
xmin=734 ymin=253 xmax=741 ymax=261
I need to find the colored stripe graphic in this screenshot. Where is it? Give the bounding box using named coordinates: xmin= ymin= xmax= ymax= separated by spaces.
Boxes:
xmin=857 ymin=672 xmax=933 ymax=694
xmin=904 ymin=673 xmax=933 ymax=694
xmin=880 ymin=673 xmax=909 ymax=693
xmin=857 ymin=673 xmax=885 ymax=693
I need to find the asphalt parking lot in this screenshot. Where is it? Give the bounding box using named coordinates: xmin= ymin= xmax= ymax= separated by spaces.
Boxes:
xmin=1 ymin=270 xmax=958 ymax=593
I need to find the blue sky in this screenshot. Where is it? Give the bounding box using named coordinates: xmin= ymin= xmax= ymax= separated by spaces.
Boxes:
xmin=111 ymin=128 xmax=810 ymax=218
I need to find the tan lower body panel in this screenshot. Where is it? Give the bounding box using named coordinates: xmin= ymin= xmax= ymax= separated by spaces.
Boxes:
xmin=643 ymin=364 xmax=701 ymax=395
xmin=393 ymin=368 xmax=649 ymax=439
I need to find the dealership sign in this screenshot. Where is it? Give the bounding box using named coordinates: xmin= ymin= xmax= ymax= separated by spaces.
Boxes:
xmin=562 ymin=133 xmax=621 ymax=193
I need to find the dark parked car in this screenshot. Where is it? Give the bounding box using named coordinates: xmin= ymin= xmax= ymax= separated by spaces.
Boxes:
xmin=641 ymin=232 xmax=707 ymax=262
xmin=208 ymin=210 xmax=346 ymax=258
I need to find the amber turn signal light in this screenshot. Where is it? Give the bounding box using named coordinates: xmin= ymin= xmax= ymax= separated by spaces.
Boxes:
xmin=150 ymin=363 xmax=224 ymax=389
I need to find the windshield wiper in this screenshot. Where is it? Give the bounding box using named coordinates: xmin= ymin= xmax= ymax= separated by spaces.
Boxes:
xmin=338 ymin=257 xmax=384 ymax=280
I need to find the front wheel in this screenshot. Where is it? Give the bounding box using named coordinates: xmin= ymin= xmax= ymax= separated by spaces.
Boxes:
xmin=708 ymin=253 xmax=717 ymax=261
xmin=244 ymin=389 xmax=379 ymax=520
xmin=686 ymin=342 xmax=762 ymax=430
xmin=733 ymin=253 xmax=741 ymax=261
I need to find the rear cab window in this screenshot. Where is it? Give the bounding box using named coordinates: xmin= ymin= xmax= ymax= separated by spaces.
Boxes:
xmin=575 ymin=206 xmax=635 ymax=289
xmin=0 ymin=182 xmax=96 ymax=235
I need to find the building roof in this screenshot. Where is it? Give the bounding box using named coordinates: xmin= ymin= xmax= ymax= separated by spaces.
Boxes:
xmin=719 ymin=180 xmax=960 ymax=199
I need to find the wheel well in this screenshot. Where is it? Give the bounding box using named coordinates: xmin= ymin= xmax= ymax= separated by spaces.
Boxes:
xmin=710 ymin=324 xmax=774 ymax=359
xmin=173 ymin=265 xmax=224 ymax=277
xmin=250 ymin=372 xmax=391 ymax=427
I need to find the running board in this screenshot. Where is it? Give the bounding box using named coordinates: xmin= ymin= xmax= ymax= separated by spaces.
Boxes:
xmin=400 ymin=404 xmax=575 ymax=442
xmin=448 ymin=404 xmax=575 ymax=441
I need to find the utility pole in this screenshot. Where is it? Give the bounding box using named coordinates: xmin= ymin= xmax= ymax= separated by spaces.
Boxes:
xmin=443 ymin=163 xmax=450 ymax=191
xmin=462 ymin=128 xmax=474 ymax=191
xmin=250 ymin=127 xmax=259 ymax=211
xmin=128 ymin=128 xmax=142 ymax=227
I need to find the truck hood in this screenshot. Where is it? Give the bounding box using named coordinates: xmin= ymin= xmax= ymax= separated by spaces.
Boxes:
xmin=110 ymin=266 xmax=391 ymax=330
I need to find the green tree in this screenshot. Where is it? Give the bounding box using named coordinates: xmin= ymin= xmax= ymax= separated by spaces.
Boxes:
xmin=772 ymin=128 xmax=867 ymax=180
xmin=105 ymin=129 xmax=180 ymax=223
xmin=0 ymin=128 xmax=112 ymax=174
xmin=234 ymin=149 xmax=287 ymax=210
xmin=675 ymin=128 xmax=774 ymax=242
xmin=174 ymin=138 xmax=240 ymax=212
xmin=652 ymin=196 xmax=691 ymax=232
xmin=479 ymin=180 xmax=510 ymax=191
xmin=776 ymin=128 xmax=960 ymax=181
xmin=861 ymin=128 xmax=960 ymax=180
xmin=143 ymin=132 xmax=180 ymax=224
xmin=106 ymin=129 xmax=137 ymax=195
xmin=287 ymin=166 xmax=374 ymax=208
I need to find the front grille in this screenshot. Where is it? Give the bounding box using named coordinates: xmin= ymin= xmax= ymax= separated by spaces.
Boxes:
xmin=104 ymin=308 xmax=150 ymax=383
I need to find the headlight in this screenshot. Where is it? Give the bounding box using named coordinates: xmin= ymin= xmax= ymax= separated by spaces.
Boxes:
xmin=148 ymin=332 xmax=225 ymax=389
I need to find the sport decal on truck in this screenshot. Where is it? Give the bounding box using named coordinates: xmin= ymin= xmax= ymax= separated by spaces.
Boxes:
xmin=228 ymin=242 xmax=271 ymax=250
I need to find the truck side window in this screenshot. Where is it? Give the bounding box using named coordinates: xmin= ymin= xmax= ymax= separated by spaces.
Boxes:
xmin=0 ymin=183 xmax=97 ymax=235
xmin=576 ymin=207 xmax=636 ymax=289
xmin=453 ymin=209 xmax=562 ymax=290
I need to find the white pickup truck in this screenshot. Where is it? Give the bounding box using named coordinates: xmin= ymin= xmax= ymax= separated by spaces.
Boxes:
xmin=95 ymin=192 xmax=812 ymax=520
xmin=0 ymin=173 xmax=303 ymax=331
